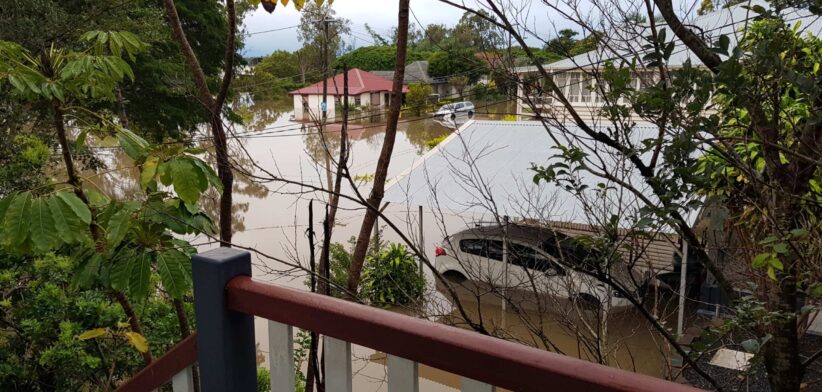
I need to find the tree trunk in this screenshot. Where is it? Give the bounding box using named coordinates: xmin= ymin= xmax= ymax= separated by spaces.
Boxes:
xmin=163 ymin=0 xmax=236 ymax=246
xmin=346 ymin=0 xmax=410 ymax=294
xmin=115 ymin=291 xmax=153 ymax=365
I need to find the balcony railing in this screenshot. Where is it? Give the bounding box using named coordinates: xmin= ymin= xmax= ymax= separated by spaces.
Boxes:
xmin=117 ymin=248 xmax=704 ymax=392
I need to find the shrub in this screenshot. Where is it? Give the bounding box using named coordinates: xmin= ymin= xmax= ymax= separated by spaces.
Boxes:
xmin=405 ymin=83 xmax=433 ymax=115
xmin=360 ymin=243 xmax=426 ymax=307
xmin=425 ymin=134 xmax=448 ymax=149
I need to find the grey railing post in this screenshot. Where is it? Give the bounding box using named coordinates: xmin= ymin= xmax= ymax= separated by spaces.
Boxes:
xmin=192 ymin=248 xmax=257 ymax=391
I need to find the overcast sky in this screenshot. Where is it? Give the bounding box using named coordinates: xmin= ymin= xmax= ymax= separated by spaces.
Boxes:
xmin=240 ymin=0 xmax=571 ymax=57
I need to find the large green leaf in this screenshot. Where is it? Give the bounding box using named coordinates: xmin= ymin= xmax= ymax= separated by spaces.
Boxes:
xmin=48 ymin=196 xmax=87 ymax=244
xmin=106 ymin=205 xmax=133 ymax=248
xmin=190 ymin=157 xmax=223 ymax=193
xmin=170 ymin=158 xmax=207 ymax=205
xmin=109 ymin=249 xmax=133 ymax=292
xmin=3 ymin=192 xmax=32 ymax=248
xmin=116 ymin=133 xmax=147 ymax=161
xmin=129 ymin=253 xmax=151 ymax=299
xmin=156 ymin=249 xmax=190 ymax=298
xmin=0 ymin=194 xmax=14 ymax=224
xmin=74 ymin=254 xmax=102 ymax=289
xmin=29 ymin=197 xmax=56 ymax=253
xmin=56 ymin=191 xmax=91 ymax=224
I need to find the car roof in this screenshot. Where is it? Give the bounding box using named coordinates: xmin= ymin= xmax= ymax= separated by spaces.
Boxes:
xmin=454 ymin=224 xmax=563 ymax=246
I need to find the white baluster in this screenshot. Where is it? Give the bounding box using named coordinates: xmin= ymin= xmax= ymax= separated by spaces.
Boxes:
xmin=268 ymin=320 xmax=294 ymax=392
xmin=171 ymin=366 xmax=194 ymax=392
xmin=461 ymin=377 xmax=494 ymax=392
xmin=324 ymin=337 xmax=352 ymax=392
xmin=388 ymin=355 xmax=418 ymax=392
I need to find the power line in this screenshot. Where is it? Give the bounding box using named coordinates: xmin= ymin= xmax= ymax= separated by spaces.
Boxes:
xmin=245 ymin=24 xmax=300 ymax=36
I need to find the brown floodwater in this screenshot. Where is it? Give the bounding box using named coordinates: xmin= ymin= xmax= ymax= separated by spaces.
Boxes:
xmin=90 ymin=99 xmax=678 ymax=390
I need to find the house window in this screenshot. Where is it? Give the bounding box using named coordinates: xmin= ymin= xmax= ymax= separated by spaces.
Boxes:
xmin=567 ymin=72 xmax=582 ymax=102
xmin=354 ymin=96 xmax=361 ymax=106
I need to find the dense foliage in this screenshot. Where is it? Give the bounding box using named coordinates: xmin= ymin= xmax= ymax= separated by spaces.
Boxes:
xmin=0 ymin=253 xmax=188 ymax=390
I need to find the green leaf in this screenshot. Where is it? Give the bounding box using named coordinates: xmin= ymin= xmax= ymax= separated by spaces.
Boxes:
xmin=116 ymin=133 xmax=147 ymax=161
xmin=752 ymin=253 xmax=770 ymax=269
xmin=56 ymin=191 xmax=92 ymax=224
xmin=75 ymin=130 xmax=88 ymax=151
xmin=29 ymin=197 xmax=56 ymax=253
xmin=157 ymin=162 xmax=173 ymax=186
xmin=0 ymin=194 xmax=14 ymax=223
xmin=190 ymin=157 xmax=223 ymax=193
xmin=129 ymin=253 xmax=151 ymax=299
xmin=140 ymin=156 xmax=160 ymax=190
xmin=772 ymin=243 xmax=789 ymax=254
xmin=109 ymin=250 xmax=133 ymax=292
xmin=106 ymin=205 xmax=133 ymax=248
xmin=3 ymin=192 xmax=32 ymax=248
xmin=170 ymin=158 xmax=207 ymax=204
xmin=48 ymin=195 xmax=87 ymax=244
xmin=156 ymin=249 xmax=191 ymax=298
xmin=74 ymin=254 xmax=102 ymax=289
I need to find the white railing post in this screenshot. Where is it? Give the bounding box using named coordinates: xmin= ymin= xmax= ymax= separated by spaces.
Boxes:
xmin=171 ymin=366 xmax=195 ymax=392
xmin=324 ymin=337 xmax=352 ymax=392
xmin=268 ymin=321 xmax=294 ymax=392
xmin=388 ymin=355 xmax=418 ymax=392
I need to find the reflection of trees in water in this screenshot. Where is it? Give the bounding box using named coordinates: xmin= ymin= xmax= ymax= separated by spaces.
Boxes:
xmin=402 ymin=118 xmax=453 ymax=155
xmin=236 ymin=98 xmax=291 ymax=133
xmin=78 ymin=148 xmax=143 ymax=201
xmin=199 ymin=141 xmax=269 ymax=235
xmin=302 ymin=124 xmax=341 ymax=165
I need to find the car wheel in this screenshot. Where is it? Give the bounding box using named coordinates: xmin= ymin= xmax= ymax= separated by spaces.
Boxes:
xmin=442 ymin=270 xmax=467 ymax=284
xmin=468 ymin=110 xmax=474 ymax=116
xmin=572 ymin=293 xmax=602 ymax=311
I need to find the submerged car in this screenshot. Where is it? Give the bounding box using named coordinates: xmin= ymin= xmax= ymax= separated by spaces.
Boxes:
xmin=434 ymin=224 xmax=647 ymax=310
xmin=434 ymin=101 xmax=475 ymax=118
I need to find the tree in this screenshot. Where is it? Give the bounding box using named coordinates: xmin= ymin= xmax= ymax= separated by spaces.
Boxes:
xmin=162 ymin=0 xmax=237 ymax=246
xmin=297 ymin=1 xmax=352 ymax=81
xmin=346 ymin=0 xmax=411 ymax=295
xmin=545 ymin=29 xmax=579 ymax=54
xmin=0 ymin=0 xmax=234 ymax=142
xmin=450 ymin=10 xmax=501 ymax=50
xmin=428 ymin=50 xmax=487 ymax=84
xmin=443 ymin=0 xmax=822 ymax=390
xmin=448 ymin=75 xmax=469 ymax=97
xmin=332 ymin=45 xmax=399 ymax=71
xmin=423 ymin=24 xmax=450 ymax=47
xmin=0 ymin=30 xmax=221 ymax=371
xmin=405 ymin=83 xmax=433 ymax=115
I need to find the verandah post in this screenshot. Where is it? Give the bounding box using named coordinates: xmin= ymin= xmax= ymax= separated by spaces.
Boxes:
xmin=192 ymin=248 xmax=257 ymax=391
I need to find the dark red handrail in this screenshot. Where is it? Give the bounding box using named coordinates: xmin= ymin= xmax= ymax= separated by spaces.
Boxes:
xmin=116 ymin=333 xmax=198 ymax=392
xmin=226 ymin=276 xmax=703 ymax=392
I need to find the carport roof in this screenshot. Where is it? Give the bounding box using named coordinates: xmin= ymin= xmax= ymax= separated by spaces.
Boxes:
xmin=384 ymin=120 xmax=697 ymax=228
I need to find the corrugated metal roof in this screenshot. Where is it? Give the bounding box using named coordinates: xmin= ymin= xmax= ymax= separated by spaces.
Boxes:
xmin=288 ymin=68 xmax=408 ymax=96
xmin=384 ymin=120 xmax=696 ymax=228
xmin=372 ymin=61 xmax=431 ymax=84
xmin=514 ymin=1 xmax=822 ymax=73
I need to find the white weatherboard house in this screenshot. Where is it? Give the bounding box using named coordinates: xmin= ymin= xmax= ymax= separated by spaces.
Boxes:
xmin=513 ymin=2 xmax=822 ymax=120
xmin=288 ymin=68 xmax=408 ymax=122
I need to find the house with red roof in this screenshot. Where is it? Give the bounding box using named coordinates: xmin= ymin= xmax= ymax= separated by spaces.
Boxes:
xmin=288 ymin=68 xmax=408 ymax=122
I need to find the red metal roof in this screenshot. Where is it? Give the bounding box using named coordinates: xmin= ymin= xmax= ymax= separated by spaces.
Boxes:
xmin=288 ymin=68 xmax=408 ymax=96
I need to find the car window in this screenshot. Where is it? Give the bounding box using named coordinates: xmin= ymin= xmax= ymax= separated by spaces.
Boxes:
xmin=459 ymin=239 xmax=503 ymax=261
xmin=459 ymin=239 xmax=484 ymax=256
xmin=455 ymin=103 xmax=463 ymax=109
xmin=509 ymin=243 xmax=562 ymax=274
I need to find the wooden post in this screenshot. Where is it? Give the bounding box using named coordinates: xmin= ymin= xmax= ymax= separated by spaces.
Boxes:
xmin=192 ymin=248 xmax=257 ymax=391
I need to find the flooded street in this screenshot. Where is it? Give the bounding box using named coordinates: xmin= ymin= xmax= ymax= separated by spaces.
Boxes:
xmin=92 ymin=99 xmax=673 ymax=390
